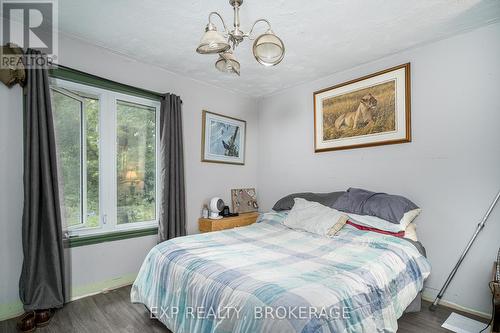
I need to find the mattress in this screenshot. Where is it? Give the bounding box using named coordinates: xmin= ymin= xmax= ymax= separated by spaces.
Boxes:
xmin=131 ymin=211 xmax=430 ymax=333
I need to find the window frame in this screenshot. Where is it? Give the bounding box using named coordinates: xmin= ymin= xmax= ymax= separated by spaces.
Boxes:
xmin=50 ymin=77 xmax=162 ymax=240
xmin=49 ymin=86 xmax=86 ymax=230
xmin=113 ymin=92 xmax=161 ymax=232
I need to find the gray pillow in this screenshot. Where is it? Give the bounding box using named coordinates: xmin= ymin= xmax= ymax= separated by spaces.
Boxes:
xmin=272 ymin=191 xmax=345 ymax=211
xmin=332 ymin=188 xmax=418 ymax=224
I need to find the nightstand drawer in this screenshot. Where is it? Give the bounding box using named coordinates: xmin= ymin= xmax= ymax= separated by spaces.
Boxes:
xmin=199 ymin=212 xmax=259 ymax=232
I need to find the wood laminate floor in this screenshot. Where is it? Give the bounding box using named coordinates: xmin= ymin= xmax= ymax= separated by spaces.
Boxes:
xmin=0 ymin=285 xmax=489 ymax=333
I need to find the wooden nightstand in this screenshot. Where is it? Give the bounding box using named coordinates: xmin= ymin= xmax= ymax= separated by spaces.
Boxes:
xmin=198 ymin=212 xmax=259 ymax=233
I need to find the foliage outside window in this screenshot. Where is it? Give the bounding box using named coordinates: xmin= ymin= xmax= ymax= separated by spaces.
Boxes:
xmin=116 ymin=100 xmax=156 ymax=225
xmin=50 ymin=78 xmax=160 ymax=237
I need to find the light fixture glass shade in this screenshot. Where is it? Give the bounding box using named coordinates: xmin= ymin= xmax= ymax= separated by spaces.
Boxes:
xmin=196 ymin=25 xmax=230 ymax=54
xmin=215 ymin=51 xmax=240 ymax=76
xmin=253 ymin=31 xmax=285 ymax=66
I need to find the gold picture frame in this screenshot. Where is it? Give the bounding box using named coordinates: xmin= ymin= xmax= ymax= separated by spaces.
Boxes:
xmin=313 ymin=63 xmax=411 ymax=152
xmin=201 ymin=110 xmax=246 ymax=165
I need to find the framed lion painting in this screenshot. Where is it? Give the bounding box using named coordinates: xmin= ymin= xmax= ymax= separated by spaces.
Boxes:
xmin=313 ymin=63 xmax=411 ymax=152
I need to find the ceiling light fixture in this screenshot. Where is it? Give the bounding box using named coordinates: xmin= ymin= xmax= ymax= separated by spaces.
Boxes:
xmin=196 ymin=0 xmax=285 ymax=75
xmin=215 ymin=50 xmax=241 ymax=76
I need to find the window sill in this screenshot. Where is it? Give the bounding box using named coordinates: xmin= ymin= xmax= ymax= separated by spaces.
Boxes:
xmin=65 ymin=227 xmax=158 ymax=248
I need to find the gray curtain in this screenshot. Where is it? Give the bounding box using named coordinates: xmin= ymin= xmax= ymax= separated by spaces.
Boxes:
xmin=19 ymin=49 xmax=65 ymax=310
xmin=158 ymin=93 xmax=186 ymax=242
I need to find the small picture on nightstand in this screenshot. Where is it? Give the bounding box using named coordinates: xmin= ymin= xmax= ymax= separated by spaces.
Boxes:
xmin=231 ymin=188 xmax=258 ymax=214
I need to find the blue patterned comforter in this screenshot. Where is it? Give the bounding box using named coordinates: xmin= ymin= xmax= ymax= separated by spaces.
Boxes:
xmin=131 ymin=212 xmax=430 ymax=333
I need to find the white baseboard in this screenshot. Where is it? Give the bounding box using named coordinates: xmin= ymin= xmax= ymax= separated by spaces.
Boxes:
xmin=68 ymin=273 xmax=136 ymax=302
xmin=0 ymin=274 xmax=137 ymax=321
xmin=422 ymin=289 xmax=491 ymax=319
xmin=3 ymin=279 xmax=491 ymax=323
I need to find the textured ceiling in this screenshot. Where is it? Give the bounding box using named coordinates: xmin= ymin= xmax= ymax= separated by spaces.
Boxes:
xmin=57 ymin=0 xmax=500 ymax=97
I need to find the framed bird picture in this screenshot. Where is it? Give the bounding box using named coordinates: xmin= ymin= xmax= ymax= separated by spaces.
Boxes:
xmin=201 ymin=110 xmax=246 ymax=165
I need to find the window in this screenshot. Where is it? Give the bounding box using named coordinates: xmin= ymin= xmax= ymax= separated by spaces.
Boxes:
xmin=116 ymin=100 xmax=157 ymax=225
xmin=50 ymin=78 xmax=160 ymax=238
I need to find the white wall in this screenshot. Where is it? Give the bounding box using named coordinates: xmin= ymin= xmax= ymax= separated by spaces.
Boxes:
xmin=1 ymin=21 xmax=498 ymax=320
xmin=257 ymin=23 xmax=500 ymax=315
xmin=57 ymin=35 xmax=260 ymax=235
xmin=0 ymin=83 xmax=24 ymax=319
xmin=0 ymin=35 xmax=259 ymax=319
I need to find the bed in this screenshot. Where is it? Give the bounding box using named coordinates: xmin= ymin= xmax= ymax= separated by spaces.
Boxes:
xmin=131 ymin=211 xmax=430 ymax=333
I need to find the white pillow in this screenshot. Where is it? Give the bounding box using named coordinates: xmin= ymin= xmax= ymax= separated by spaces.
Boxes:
xmin=347 ymin=208 xmax=421 ymax=233
xmin=404 ymin=223 xmax=418 ymax=241
xmin=283 ymin=198 xmax=348 ymax=237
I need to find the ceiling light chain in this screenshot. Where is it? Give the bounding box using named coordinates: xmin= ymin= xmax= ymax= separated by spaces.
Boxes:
xmin=196 ymin=0 xmax=285 ymax=76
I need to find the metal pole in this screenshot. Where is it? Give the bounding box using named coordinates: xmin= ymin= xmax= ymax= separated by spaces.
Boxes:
xmin=429 ymin=190 xmax=500 ymax=311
